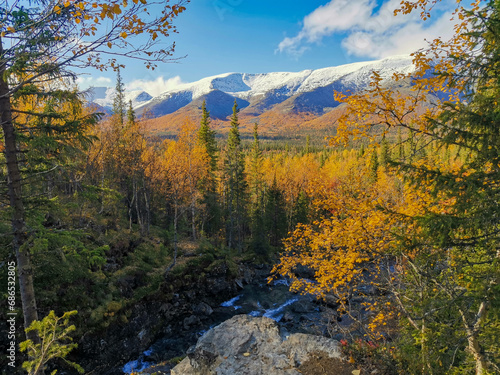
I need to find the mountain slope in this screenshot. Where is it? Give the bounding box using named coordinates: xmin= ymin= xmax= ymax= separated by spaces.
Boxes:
xmin=86 ymin=87 xmax=153 ymax=112
xmin=135 ymin=55 xmax=415 ymax=121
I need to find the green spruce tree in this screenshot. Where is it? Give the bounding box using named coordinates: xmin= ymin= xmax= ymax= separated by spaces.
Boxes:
xmin=126 ymin=100 xmax=136 ymax=126
xmin=249 ymin=123 xmax=263 ymax=206
xmin=198 ymin=100 xmax=218 ymax=172
xmin=197 ymin=100 xmax=220 ymax=236
xmin=407 ymin=130 xmax=415 ymax=162
xmin=113 ymin=67 xmax=126 ymax=127
xmin=397 ymin=128 xmax=405 ymax=160
xmin=292 ymin=191 xmax=310 ymax=229
xmin=0 ymin=0 xmax=186 ymax=366
xmin=265 ymin=176 xmax=287 ymax=248
xmin=391 ymin=3 xmax=500 ymax=373
xmin=369 ymin=149 xmax=379 ymax=182
xmin=248 ymin=124 xmax=269 ymax=257
xmin=304 ymin=134 xmax=311 ymax=155
xmin=358 ymin=143 xmax=366 ymax=158
xmin=380 ymin=134 xmax=391 ymax=166
xmin=224 ymin=101 xmax=247 ymax=251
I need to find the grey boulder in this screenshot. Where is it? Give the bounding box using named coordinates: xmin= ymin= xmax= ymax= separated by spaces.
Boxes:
xmin=171 ymin=315 xmax=341 ymax=375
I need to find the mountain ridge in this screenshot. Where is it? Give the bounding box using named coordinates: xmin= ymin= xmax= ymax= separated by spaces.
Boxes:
xmin=87 ymin=55 xmax=416 ymax=136
xmin=134 ymin=54 xmax=414 ymax=119
xmin=86 ymin=87 xmax=153 ymax=112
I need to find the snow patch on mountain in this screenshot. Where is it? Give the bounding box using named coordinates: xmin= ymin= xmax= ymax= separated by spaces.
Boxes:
xmin=237 ymin=70 xmax=313 ymax=99
xmin=138 ymin=90 xmax=193 ymax=118
xmin=84 ymin=55 xmax=415 ymax=121
xmin=136 ymin=55 xmax=414 ymax=115
xmin=212 ymin=73 xmax=252 ymax=93
xmin=86 ymin=87 xmax=152 ymax=110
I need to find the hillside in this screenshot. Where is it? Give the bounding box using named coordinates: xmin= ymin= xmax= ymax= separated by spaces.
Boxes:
xmin=132 ymin=55 xmax=415 ymax=137
xmin=85 ymin=55 xmax=415 ymax=137
xmin=86 ymin=86 xmax=153 ymax=113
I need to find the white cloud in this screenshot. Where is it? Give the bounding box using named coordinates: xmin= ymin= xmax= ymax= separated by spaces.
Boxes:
xmin=76 ymin=76 xmax=112 ymax=89
xmin=278 ymin=0 xmax=374 ymax=55
xmin=76 ymin=75 xmax=185 ymax=97
xmin=278 ymin=0 xmax=457 ymax=59
xmin=363 ymin=0 xmax=419 ymax=33
xmin=126 ymin=75 xmax=184 ymax=97
xmin=342 ymin=11 xmax=455 ymax=58
xmin=302 ymin=0 xmax=375 ymax=41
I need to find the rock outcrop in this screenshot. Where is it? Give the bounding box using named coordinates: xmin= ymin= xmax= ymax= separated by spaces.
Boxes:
xmin=78 ymin=264 xmax=262 ymax=375
xmin=171 ymin=315 xmax=341 ymax=375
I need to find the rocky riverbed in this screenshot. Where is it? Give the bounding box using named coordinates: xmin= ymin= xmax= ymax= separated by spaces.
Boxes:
xmin=170 ymin=315 xmax=344 ymax=375
xmin=118 ymin=269 xmax=344 ymax=374
xmin=74 ymin=261 xmax=374 ymax=375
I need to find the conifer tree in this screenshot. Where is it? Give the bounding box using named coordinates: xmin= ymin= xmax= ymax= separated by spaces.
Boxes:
xmin=198 ymin=100 xmax=218 ymax=172
xmin=224 ymin=101 xmax=247 ymax=251
xmin=397 ymin=128 xmax=405 ymax=160
xmin=380 ymin=135 xmax=390 ymax=166
xmin=397 ymin=5 xmax=500 ymax=370
xmin=249 ymin=123 xmax=263 ymax=206
xmin=319 ymin=149 xmax=328 ymax=167
xmin=407 ymin=130 xmax=415 ymax=161
xmin=315 ymin=1 xmax=500 ymax=371
xmin=196 ymin=100 xmax=220 ymax=236
xmin=358 ymin=143 xmax=365 ymax=158
xmin=248 ymin=123 xmax=268 ymax=256
xmin=369 ymin=150 xmax=379 ymax=182
xmin=304 ymin=135 xmax=311 ymax=154
xmin=265 ymin=176 xmax=287 ymax=247
xmin=113 ymin=67 xmax=126 ymax=127
xmin=292 ymin=191 xmax=310 ymax=228
xmin=248 ymin=123 xmax=269 ymax=257
xmin=127 ymin=100 xmax=136 ymax=126
xmin=0 ymin=0 xmax=186 ymax=352
xmin=2 ymin=85 xmax=97 ymax=371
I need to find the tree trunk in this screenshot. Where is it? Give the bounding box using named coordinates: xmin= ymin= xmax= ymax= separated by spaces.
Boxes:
xmin=144 ymin=189 xmax=150 ymax=235
xmin=468 ymin=333 xmax=487 ymax=375
xmin=164 ymin=201 xmax=178 ymax=277
xmin=191 ymin=195 xmax=196 ymax=241
xmin=227 ymin=180 xmax=233 ymax=249
xmin=459 ymin=302 xmax=489 ymax=375
xmin=420 ymin=319 xmax=432 ymax=375
xmin=171 ymin=202 xmax=178 ymax=269
xmin=0 ymin=37 xmax=41 ymax=363
xmin=236 ymin=188 xmax=242 ymax=254
xmin=128 ymin=187 xmax=135 ymax=230
xmin=134 ymin=179 xmax=143 ymax=233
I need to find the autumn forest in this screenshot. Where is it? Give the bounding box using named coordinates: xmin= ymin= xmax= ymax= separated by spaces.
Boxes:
xmin=1 ymin=0 xmax=499 ymax=374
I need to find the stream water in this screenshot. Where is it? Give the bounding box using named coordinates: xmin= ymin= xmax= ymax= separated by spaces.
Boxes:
xmin=122 ymin=278 xmax=334 ymax=374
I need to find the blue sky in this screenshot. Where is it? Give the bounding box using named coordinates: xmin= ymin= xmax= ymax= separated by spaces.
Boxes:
xmin=77 ymin=0 xmax=456 ymax=95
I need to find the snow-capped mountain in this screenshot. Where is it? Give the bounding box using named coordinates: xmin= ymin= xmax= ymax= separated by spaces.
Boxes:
xmin=135 ymin=55 xmax=415 ymax=119
xmin=86 ymin=87 xmax=153 ymax=111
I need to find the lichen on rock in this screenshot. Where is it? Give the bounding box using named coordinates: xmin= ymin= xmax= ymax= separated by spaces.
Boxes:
xmin=171 ymin=315 xmax=342 ymax=375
